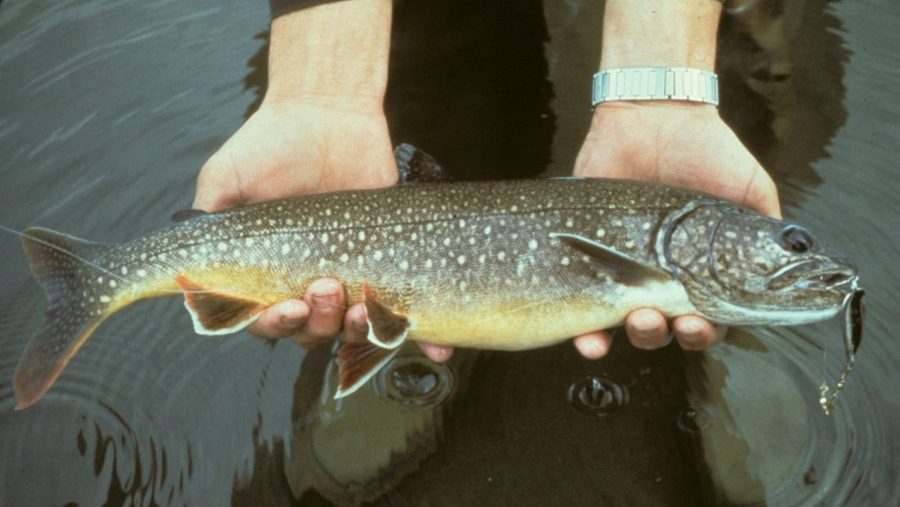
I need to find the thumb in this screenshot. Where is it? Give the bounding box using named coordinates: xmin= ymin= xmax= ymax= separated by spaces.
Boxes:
xmin=192 ymin=153 xmax=245 ymax=212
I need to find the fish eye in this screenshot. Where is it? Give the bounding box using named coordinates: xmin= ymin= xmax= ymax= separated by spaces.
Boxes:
xmin=780 ymin=225 xmax=814 ymax=253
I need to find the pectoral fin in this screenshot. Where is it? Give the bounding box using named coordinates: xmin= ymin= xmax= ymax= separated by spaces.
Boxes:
xmin=363 ymin=283 xmax=409 ymax=349
xmin=334 ymin=342 xmax=400 ymax=398
xmin=551 ymin=232 xmax=671 ymax=285
xmin=175 ymin=275 xmax=267 ymax=335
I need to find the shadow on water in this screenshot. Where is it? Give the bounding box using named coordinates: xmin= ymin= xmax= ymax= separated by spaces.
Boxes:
xmin=0 ymin=0 xmax=896 ymax=506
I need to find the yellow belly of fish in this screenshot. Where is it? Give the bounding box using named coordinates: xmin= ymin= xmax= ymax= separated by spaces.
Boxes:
xmin=403 ymin=279 xmax=698 ymax=350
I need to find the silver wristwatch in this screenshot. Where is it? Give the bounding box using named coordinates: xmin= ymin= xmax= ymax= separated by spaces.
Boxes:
xmin=591 ymin=67 xmax=719 ymax=107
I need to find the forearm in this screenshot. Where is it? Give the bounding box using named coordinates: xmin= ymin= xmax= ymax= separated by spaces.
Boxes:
xmin=265 ymin=0 xmax=392 ymax=111
xmin=600 ymin=0 xmax=722 ymax=70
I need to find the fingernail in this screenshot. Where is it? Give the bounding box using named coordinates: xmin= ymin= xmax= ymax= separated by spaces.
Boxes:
xmin=312 ymin=293 xmax=339 ymax=312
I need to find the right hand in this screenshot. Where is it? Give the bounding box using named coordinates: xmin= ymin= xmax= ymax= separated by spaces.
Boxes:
xmin=193 ymin=98 xmax=397 ymax=347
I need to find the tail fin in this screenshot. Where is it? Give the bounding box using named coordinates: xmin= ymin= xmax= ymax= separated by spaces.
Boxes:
xmin=14 ymin=227 xmax=113 ymax=410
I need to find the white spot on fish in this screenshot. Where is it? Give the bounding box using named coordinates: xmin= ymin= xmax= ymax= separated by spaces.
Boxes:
xmin=286 ymin=218 xmax=293 ymax=226
xmin=411 ymin=232 xmax=418 ymax=241
xmin=343 ymin=212 xmax=351 ymax=220
xmin=100 ymin=295 xmax=111 ymax=303
xmin=179 ymin=249 xmax=188 ymax=257
xmin=137 ymin=269 xmax=147 ymax=277
xmin=459 ymin=281 xmax=468 ymax=292
xmin=565 ymin=218 xmax=574 ymax=227
xmin=302 ymin=247 xmax=311 ymax=259
xmin=374 ymin=250 xmax=383 ymax=261
xmin=97 ymin=276 xmax=104 ymax=284
xmin=245 ymin=238 xmax=254 ymax=247
xmin=497 ymin=251 xmax=506 ymax=261
xmin=394 ymin=224 xmax=403 ymax=233
xmin=358 ymin=231 xmax=366 ymax=241
xmin=399 ymin=260 xmax=409 ymax=270
xmin=340 ymin=253 xmax=349 ymax=263
xmin=320 ymin=233 xmax=329 ymax=244
xmin=468 ymin=237 xmax=476 ymax=246
xmin=281 ymin=244 xmax=291 ymax=255
xmin=425 ymin=259 xmax=433 ymax=269
xmin=510 ymin=205 xmax=519 ymax=212
xmin=443 ymin=238 xmax=451 ymax=247
xmin=483 ymin=226 xmax=492 ymax=235
xmin=426 ymin=223 xmax=434 ymax=232
xmin=458 ymin=219 xmax=466 ymax=228
xmin=528 ymin=239 xmax=538 ymax=250
xmin=516 ymin=261 xmax=525 ymax=276
xmin=625 ymin=240 xmax=635 ymax=249
xmin=642 ymin=222 xmax=652 ymax=230
xmin=596 ymin=228 xmax=606 ymax=238
xmin=457 ymin=255 xmax=466 ymax=265
xmin=109 ymin=280 xmax=117 ymax=288
xmin=725 ymin=231 xmax=738 ymax=239
xmin=140 ymin=253 xmax=147 ymax=261
xmin=561 ymin=257 xmax=570 ymax=266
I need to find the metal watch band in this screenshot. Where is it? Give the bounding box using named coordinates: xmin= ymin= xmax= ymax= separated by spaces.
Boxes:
xmin=591 ymin=67 xmax=719 ymax=107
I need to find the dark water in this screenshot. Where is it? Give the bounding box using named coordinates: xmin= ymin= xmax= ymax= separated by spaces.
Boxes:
xmin=1 ymin=0 xmax=898 ymax=505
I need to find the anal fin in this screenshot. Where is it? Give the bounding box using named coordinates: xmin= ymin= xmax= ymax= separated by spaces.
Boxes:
xmin=175 ymin=275 xmax=267 ymax=335
xmin=335 ymin=342 xmax=400 ymax=398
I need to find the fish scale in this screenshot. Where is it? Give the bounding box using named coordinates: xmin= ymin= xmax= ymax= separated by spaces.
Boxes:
xmin=11 ymin=176 xmax=862 ymax=408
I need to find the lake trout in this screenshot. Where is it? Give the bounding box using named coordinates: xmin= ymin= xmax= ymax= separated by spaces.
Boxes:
xmin=12 ymin=172 xmax=864 ymax=410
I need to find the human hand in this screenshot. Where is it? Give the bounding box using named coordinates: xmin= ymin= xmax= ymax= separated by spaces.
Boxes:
xmin=571 ymin=101 xmax=781 ymax=358
xmin=193 ymin=99 xmax=398 ymax=347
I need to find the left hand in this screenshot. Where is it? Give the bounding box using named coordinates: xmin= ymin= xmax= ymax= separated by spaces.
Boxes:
xmin=570 ymin=101 xmax=781 ymax=358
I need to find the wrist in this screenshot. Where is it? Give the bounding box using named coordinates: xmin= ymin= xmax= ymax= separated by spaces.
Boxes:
xmin=265 ymin=0 xmax=391 ymax=112
xmin=600 ymin=0 xmax=721 ymax=70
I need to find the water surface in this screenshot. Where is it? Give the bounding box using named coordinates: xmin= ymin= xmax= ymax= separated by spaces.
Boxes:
xmin=0 ymin=0 xmax=897 ymax=505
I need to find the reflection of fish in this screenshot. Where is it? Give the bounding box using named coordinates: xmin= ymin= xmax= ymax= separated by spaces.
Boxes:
xmin=13 ymin=158 xmax=862 ymax=409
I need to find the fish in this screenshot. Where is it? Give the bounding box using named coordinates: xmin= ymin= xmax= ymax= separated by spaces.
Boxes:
xmin=11 ymin=152 xmax=864 ymax=410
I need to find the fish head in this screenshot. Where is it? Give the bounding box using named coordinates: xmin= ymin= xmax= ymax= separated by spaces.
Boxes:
xmin=664 ymin=203 xmax=859 ymax=326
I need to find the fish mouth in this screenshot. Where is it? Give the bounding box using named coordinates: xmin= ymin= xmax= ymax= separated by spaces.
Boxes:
xmin=765 ymin=260 xmax=858 ymax=292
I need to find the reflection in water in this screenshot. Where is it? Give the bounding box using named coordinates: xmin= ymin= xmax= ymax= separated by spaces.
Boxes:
xmin=284 ymin=344 xmax=471 ymax=506
xmin=683 ymin=327 xmax=886 ymax=506
xmin=717 ymin=0 xmax=848 ymax=199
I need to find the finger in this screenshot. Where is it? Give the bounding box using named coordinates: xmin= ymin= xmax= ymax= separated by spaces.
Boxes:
xmin=418 ymin=342 xmax=453 ymax=363
xmin=301 ymin=278 xmax=347 ymax=340
xmin=342 ymin=302 xmax=369 ymax=342
xmin=625 ymin=308 xmax=672 ymax=349
xmin=573 ymin=332 xmax=613 ymax=359
xmin=673 ymin=316 xmax=727 ymax=351
xmin=743 ymin=167 xmax=782 ymax=219
xmin=245 ymin=299 xmax=310 ymax=339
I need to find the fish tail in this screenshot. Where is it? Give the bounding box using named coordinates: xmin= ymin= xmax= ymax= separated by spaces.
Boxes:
xmin=14 ymin=227 xmax=115 ymax=410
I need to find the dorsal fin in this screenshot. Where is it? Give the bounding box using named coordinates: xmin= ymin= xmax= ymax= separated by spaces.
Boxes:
xmin=170 ymin=209 xmax=208 ymax=223
xmin=394 ymin=143 xmax=450 ymax=183
xmin=551 ymin=232 xmax=670 ymax=286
